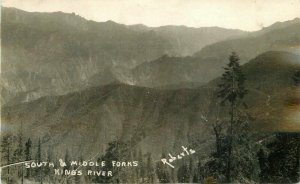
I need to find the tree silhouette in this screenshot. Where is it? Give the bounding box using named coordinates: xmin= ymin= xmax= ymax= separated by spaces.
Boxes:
xmin=1 ymin=133 xmax=13 ymax=184
xmin=217 ymin=52 xmax=259 ymax=182
xmin=35 ymin=138 xmax=43 ymax=183
xmin=156 ymin=153 xmax=170 ymax=183
xmin=24 ymin=138 xmax=32 ymax=178
xmin=218 ymin=52 xmax=247 ymax=182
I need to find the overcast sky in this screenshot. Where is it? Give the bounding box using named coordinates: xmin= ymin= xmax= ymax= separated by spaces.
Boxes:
xmin=2 ymin=0 xmax=300 ymax=31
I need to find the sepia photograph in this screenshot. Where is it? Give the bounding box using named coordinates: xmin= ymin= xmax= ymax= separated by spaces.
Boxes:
xmin=1 ymin=0 xmax=300 ymax=183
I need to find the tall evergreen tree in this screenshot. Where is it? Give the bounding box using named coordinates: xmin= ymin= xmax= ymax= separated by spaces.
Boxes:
xmin=35 ymin=138 xmax=43 ymax=183
xmin=138 ymin=149 xmax=145 ymax=182
xmin=44 ymin=148 xmax=54 ymax=183
xmin=24 ymin=138 xmax=32 ymax=178
xmin=196 ymin=160 xmax=204 ymax=183
xmin=36 ymin=138 xmax=41 ymax=163
xmin=217 ymin=52 xmax=259 ymax=182
xmin=13 ymin=122 xmax=24 ymax=183
xmin=95 ymin=140 xmax=130 ymax=183
xmin=1 ymin=133 xmax=13 ymax=184
xmin=217 ymin=52 xmax=247 ymax=182
xmin=146 ymin=153 xmax=154 ymax=183
xmin=177 ymin=163 xmax=190 ymax=183
xmin=156 ymin=153 xmax=170 ymax=183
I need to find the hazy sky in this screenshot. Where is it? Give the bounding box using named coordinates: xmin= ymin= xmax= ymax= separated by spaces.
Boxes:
xmin=2 ymin=0 xmax=300 ymax=31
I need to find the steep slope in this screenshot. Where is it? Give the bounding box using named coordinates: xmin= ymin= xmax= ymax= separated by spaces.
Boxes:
xmin=1 ymin=7 xmax=173 ymax=104
xmin=254 ymin=18 xmax=300 ymax=36
xmin=130 ymin=55 xmax=222 ymax=87
xmin=1 ymin=7 xmax=245 ymax=105
xmin=2 ymin=51 xmax=300 ymax=160
xmin=129 ymin=19 xmax=300 ymax=88
xmin=1 ymin=83 xmax=213 ymax=159
xmin=242 ymin=51 xmax=300 ymax=130
xmin=206 ymin=51 xmax=300 ymax=131
xmin=195 ymin=18 xmax=300 ymax=64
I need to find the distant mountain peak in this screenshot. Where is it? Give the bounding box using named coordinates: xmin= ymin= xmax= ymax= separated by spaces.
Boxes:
xmin=261 ymin=17 xmax=300 ymax=32
xmin=105 ymin=20 xmax=117 ymax=24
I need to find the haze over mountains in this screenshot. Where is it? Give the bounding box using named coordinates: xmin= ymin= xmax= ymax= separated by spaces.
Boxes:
xmin=195 ymin=18 xmax=300 ymax=62
xmin=133 ymin=18 xmax=300 ymax=87
xmin=1 ymin=6 xmax=300 ymax=172
xmin=2 ymin=51 xmax=300 ymax=159
xmin=2 ymin=2 xmax=300 ymax=183
xmin=1 ymin=7 xmax=246 ymax=104
xmin=128 ymin=24 xmax=245 ymax=56
xmin=2 ymin=7 xmax=300 ymax=103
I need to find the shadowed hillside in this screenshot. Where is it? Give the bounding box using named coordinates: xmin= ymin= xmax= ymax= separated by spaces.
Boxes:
xmin=1 ymin=7 xmax=245 ymax=105
xmin=2 ymin=51 xmax=300 ymax=161
xmin=195 ymin=18 xmax=300 ymax=63
xmin=129 ymin=19 xmax=300 ymax=88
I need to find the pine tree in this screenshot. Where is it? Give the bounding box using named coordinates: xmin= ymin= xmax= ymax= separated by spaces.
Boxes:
xmin=36 ymin=138 xmax=41 ymax=163
xmin=138 ymin=149 xmax=145 ymax=182
xmin=95 ymin=140 xmax=130 ymax=183
xmin=13 ymin=122 xmax=24 ymax=183
xmin=1 ymin=133 xmax=13 ymax=184
xmin=196 ymin=160 xmax=204 ymax=183
xmin=44 ymin=149 xmax=54 ymax=183
xmin=217 ymin=52 xmax=246 ymax=182
xmin=146 ymin=153 xmax=154 ymax=183
xmin=170 ymin=166 xmax=176 ymax=183
xmin=156 ymin=153 xmax=170 ymax=183
xmin=217 ymin=52 xmax=259 ymax=182
xmin=24 ymin=138 xmax=32 ymax=178
xmin=189 ymin=157 xmax=193 ymax=181
xmin=177 ymin=163 xmax=190 ymax=183
xmin=35 ymin=138 xmax=43 ymax=183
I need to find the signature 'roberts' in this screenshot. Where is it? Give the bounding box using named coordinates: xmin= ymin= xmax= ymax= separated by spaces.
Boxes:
xmin=161 ymin=146 xmax=196 ymax=168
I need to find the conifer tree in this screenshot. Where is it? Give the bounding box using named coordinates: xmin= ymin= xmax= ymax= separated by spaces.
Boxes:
xmin=217 ymin=52 xmax=247 ymax=182
xmin=138 ymin=149 xmax=145 ymax=182
xmin=156 ymin=153 xmax=170 ymax=183
xmin=146 ymin=153 xmax=154 ymax=183
xmin=35 ymin=138 xmax=43 ymax=183
xmin=217 ymin=52 xmax=259 ymax=182
xmin=95 ymin=140 xmax=130 ymax=183
xmin=24 ymin=138 xmax=32 ymax=178
xmin=1 ymin=133 xmax=13 ymax=184
xmin=44 ymin=149 xmax=54 ymax=183
xmin=13 ymin=122 xmax=24 ymax=182
xmin=177 ymin=163 xmax=190 ymax=183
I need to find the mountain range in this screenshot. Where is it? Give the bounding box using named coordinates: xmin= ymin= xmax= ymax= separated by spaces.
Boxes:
xmin=2 ymin=51 xmax=300 ymax=159
xmin=1 ymin=7 xmax=300 ymax=160
xmin=1 ymin=7 xmax=245 ymax=104
xmin=131 ymin=18 xmax=300 ymax=88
